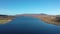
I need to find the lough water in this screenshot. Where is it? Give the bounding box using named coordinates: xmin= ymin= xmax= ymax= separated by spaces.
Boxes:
xmin=0 ymin=16 xmax=60 ymax=34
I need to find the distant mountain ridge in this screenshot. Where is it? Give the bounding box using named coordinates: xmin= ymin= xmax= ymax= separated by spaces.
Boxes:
xmin=16 ymin=13 xmax=48 ymax=16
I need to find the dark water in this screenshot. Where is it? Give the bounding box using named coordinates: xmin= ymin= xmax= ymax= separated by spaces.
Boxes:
xmin=0 ymin=16 xmax=60 ymax=34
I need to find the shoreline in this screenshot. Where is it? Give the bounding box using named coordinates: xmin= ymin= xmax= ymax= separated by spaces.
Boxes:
xmin=0 ymin=20 xmax=12 ymax=24
xmin=35 ymin=16 xmax=60 ymax=26
xmin=3 ymin=20 xmax=12 ymax=24
xmin=0 ymin=15 xmax=60 ymax=26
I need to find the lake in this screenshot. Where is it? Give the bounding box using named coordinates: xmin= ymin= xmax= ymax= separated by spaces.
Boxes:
xmin=0 ymin=16 xmax=60 ymax=34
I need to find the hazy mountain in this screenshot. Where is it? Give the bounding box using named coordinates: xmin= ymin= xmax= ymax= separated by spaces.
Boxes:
xmin=16 ymin=13 xmax=48 ymax=17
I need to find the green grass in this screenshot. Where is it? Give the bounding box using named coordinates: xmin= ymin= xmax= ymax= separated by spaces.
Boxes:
xmin=0 ymin=20 xmax=11 ymax=24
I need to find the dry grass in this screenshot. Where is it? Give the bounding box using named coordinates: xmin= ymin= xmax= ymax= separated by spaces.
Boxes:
xmin=0 ymin=15 xmax=60 ymax=25
xmin=34 ymin=15 xmax=60 ymax=26
xmin=0 ymin=16 xmax=14 ymax=24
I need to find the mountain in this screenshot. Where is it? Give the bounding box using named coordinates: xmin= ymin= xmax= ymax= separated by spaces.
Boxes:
xmin=16 ymin=13 xmax=48 ymax=17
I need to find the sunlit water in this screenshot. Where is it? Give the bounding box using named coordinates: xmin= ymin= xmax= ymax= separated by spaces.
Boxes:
xmin=0 ymin=16 xmax=60 ymax=34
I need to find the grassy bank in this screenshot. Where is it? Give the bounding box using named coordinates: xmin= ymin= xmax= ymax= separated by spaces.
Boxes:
xmin=0 ymin=20 xmax=11 ymax=24
xmin=35 ymin=15 xmax=60 ymax=26
xmin=0 ymin=16 xmax=14 ymax=24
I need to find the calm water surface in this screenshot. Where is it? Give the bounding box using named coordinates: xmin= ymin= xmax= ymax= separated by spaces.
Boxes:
xmin=0 ymin=16 xmax=60 ymax=34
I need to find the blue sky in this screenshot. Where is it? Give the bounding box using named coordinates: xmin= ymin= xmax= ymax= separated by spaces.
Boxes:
xmin=0 ymin=0 xmax=60 ymax=15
